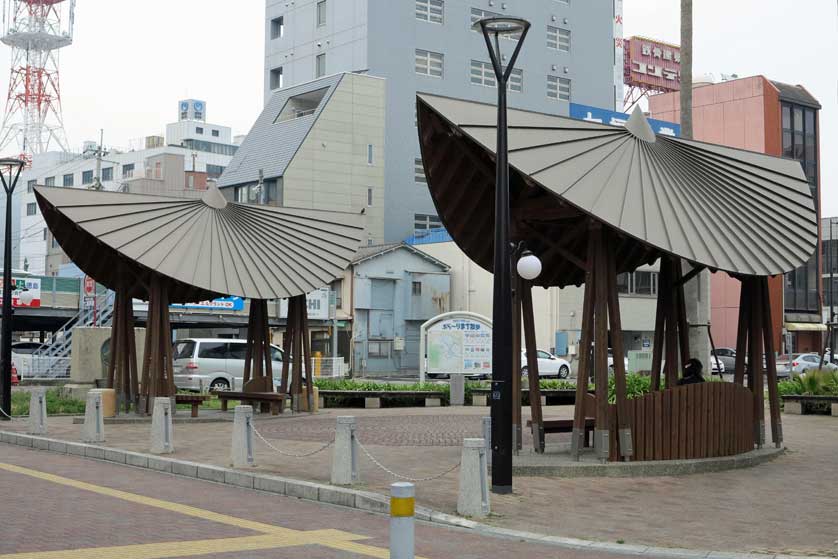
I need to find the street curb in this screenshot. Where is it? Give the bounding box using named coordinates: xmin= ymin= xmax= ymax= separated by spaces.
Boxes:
xmin=0 ymin=430 xmax=828 ymax=559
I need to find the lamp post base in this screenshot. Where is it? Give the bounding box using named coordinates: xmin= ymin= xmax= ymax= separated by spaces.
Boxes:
xmin=491 ymin=484 xmax=512 ymax=495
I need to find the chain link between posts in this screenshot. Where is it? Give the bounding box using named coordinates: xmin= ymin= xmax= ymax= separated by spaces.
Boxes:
xmin=249 ymin=418 xmax=461 ymax=482
xmin=355 ymin=438 xmax=461 ymax=483
xmin=251 ymin=422 xmax=335 ymax=458
xmin=0 ymin=406 xmax=17 ymax=421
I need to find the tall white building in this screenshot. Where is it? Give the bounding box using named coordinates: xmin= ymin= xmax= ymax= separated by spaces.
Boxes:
xmin=15 ymin=100 xmax=239 ymax=275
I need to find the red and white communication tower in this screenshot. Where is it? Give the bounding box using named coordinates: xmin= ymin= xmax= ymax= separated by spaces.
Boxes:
xmin=0 ymin=0 xmax=75 ymax=163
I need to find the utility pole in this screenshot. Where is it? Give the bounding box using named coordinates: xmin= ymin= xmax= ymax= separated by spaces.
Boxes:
xmin=91 ymin=129 xmax=105 ymax=191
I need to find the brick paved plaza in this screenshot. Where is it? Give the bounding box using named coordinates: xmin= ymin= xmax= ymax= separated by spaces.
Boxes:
xmin=2 ymin=404 xmax=836 ymax=556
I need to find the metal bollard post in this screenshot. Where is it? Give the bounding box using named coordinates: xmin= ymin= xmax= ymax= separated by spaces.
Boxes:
xmin=231 ymin=405 xmax=255 ymax=467
xmin=481 ymin=416 xmax=491 ymax=467
xmin=82 ymin=390 xmax=105 ymax=443
xmin=28 ymin=388 xmax=47 ymax=435
xmin=389 ymin=482 xmax=415 ymax=559
xmin=150 ymin=397 xmax=174 ymax=454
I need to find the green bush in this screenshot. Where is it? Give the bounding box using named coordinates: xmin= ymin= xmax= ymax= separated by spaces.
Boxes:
xmin=788 ymin=370 xmax=838 ymax=396
xmin=11 ymin=388 xmax=85 ymax=416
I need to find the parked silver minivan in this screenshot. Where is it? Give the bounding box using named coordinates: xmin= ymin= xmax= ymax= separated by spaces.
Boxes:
xmin=173 ymin=338 xmax=286 ymax=392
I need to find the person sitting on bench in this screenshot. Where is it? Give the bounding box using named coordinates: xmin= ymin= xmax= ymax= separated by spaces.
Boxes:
xmin=678 ymin=358 xmax=705 ymax=385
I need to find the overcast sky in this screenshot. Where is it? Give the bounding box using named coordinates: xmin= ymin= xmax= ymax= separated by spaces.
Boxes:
xmin=0 ymin=0 xmax=834 ymax=213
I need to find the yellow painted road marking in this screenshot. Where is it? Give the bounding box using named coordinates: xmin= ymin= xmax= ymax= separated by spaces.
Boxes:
xmin=0 ymin=462 xmax=429 ymax=559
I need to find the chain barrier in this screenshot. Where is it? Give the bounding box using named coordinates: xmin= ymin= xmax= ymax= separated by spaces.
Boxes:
xmin=356 ymin=438 xmax=460 ymax=483
xmin=251 ymin=422 xmax=335 ymax=458
xmin=0 ymin=406 xmax=18 ymax=421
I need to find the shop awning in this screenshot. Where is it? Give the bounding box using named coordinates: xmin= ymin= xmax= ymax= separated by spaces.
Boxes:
xmin=784 ymin=322 xmax=827 ymax=332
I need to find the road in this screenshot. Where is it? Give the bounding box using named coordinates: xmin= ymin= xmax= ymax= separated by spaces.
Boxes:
xmin=0 ymin=443 xmax=631 ymax=559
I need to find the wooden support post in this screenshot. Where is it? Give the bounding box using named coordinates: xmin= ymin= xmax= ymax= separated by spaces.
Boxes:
xmin=521 ymin=281 xmax=544 ymax=453
xmin=748 ymin=280 xmax=765 ymax=447
xmin=571 ymin=234 xmax=596 ymax=459
xmin=301 ymin=298 xmax=314 ymax=413
xmin=243 ymin=301 xmax=254 ymax=386
xmin=605 ymin=233 xmax=632 ymax=459
xmin=280 ymin=298 xmax=295 ymax=398
xmin=593 ymin=228 xmax=610 ymax=461
xmin=244 ymin=300 xmax=273 ymax=394
xmin=760 ymin=277 xmax=782 ymax=447
xmin=292 ymin=296 xmax=304 ymax=413
xmin=664 ymin=260 xmax=679 ymax=390
xmin=139 ymin=278 xmax=174 ymax=415
xmin=650 ymin=260 xmax=670 ymax=392
xmin=674 ymin=262 xmax=691 ymax=368
xmin=734 ymin=279 xmax=750 ymax=386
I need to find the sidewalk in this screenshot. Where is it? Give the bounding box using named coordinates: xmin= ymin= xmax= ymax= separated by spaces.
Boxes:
xmin=3 ymin=405 xmax=836 ymax=556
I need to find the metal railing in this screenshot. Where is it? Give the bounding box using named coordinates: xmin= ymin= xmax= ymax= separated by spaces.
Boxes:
xmin=29 ymin=290 xmax=115 ymax=379
xmin=311 ymin=357 xmax=347 ymax=378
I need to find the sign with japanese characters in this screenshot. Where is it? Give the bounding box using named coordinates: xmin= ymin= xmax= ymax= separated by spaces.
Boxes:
xmin=570 ymin=103 xmax=680 ymax=137
xmin=420 ymin=312 xmax=492 ymax=378
xmin=624 ymin=36 xmax=681 ymax=91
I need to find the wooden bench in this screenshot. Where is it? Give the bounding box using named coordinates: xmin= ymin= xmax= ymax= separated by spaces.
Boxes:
xmin=317 ymin=390 xmax=444 ymax=409
xmin=471 ymin=388 xmax=578 ymax=407
xmin=212 ymin=391 xmax=288 ymax=415
xmin=781 ymin=394 xmax=838 ymax=416
xmin=175 ymin=394 xmax=210 ymax=418
xmin=526 ymin=418 xmax=596 ymax=446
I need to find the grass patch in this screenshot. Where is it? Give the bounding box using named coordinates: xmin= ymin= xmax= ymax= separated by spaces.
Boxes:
xmin=11 ymin=388 xmax=85 ymax=416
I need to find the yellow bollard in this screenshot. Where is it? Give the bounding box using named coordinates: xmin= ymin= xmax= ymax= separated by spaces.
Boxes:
xmin=314 ymin=351 xmax=322 ymax=377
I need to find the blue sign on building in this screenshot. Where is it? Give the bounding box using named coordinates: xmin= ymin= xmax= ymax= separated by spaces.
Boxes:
xmin=569 ymin=103 xmax=680 ymax=137
xmin=170 ymin=296 xmax=245 ymax=311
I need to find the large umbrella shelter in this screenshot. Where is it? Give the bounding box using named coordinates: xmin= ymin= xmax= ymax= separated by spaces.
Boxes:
xmin=417 ymin=93 xmax=817 ymax=461
xmin=36 ymin=186 xmax=365 ymax=413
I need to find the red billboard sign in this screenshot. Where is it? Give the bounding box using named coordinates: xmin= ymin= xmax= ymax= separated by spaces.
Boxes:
xmin=624 ymin=36 xmax=681 ymax=92
xmin=83 ymin=275 xmax=95 ymax=297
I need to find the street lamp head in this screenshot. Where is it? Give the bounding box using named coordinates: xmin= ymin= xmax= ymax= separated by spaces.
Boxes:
xmin=474 ymin=16 xmax=530 ymax=37
xmin=0 ymin=158 xmax=25 ymax=169
xmin=516 ymin=250 xmax=542 ymax=281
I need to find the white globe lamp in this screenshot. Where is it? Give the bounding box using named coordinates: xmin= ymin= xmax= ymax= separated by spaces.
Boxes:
xmin=516 ymin=250 xmax=542 ymax=281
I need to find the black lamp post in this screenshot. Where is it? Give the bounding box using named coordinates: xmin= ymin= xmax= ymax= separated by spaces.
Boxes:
xmin=475 ymin=16 xmax=530 ymax=494
xmin=0 ymin=158 xmax=25 ymax=420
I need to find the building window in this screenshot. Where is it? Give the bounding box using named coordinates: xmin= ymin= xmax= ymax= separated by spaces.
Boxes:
xmin=414 ymin=158 xmax=427 ymax=184
xmin=275 ymin=87 xmax=328 ymax=122
xmin=547 ymin=26 xmax=570 ymax=52
xmin=316 ymin=0 xmax=326 ymax=26
xmin=62 ymin=174 xmax=73 ymax=187
xmin=211 ymin=129 xmax=219 ymax=137
xmin=416 ymin=0 xmax=443 ymax=24
xmin=82 ymin=170 xmax=94 ymax=184
xmin=206 ymin=164 xmax=225 ymax=178
xmin=26 ymin=203 xmax=37 ymax=216
xmin=27 ymin=180 xmax=35 ymax=193
xmin=331 ymin=279 xmax=343 ymax=308
xmin=102 ymin=167 xmax=113 ymax=182
xmin=196 ymin=127 xmax=204 ymax=135
xmin=414 ymin=213 xmax=443 ymax=236
xmin=470 ymin=8 xmax=521 ymax=40
xmin=548 ymin=75 xmax=571 ymax=101
xmin=412 ymin=281 xmax=422 ymax=296
xmin=270 ymin=67 xmax=284 ymax=90
xmin=368 ymin=341 xmax=391 ymax=358
xmin=367 ymin=144 xmax=374 ymax=165
xmin=367 ymin=187 xmax=373 ymax=207
xmin=270 ymin=16 xmax=284 ymax=39
xmin=42 ymin=228 xmax=47 ymax=241
xmin=123 ymin=164 xmax=135 ymax=179
xmin=470 ymin=60 xmax=522 ymax=92
xmin=415 ymin=49 xmax=443 ymax=78
xmin=44 ymin=176 xmax=55 ymax=187
xmin=615 ymin=271 xmax=658 ymax=296
xmin=316 ymin=53 xmax=326 ymax=78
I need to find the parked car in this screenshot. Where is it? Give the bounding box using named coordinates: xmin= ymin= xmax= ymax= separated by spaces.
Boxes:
xmin=10 ymin=362 xmax=18 ymax=386
xmin=778 ymin=353 xmax=837 ymax=376
xmin=173 ymin=338 xmax=287 ymax=392
xmin=711 ymin=347 xmax=736 ymax=373
xmin=710 ymin=358 xmax=725 ymax=375
xmin=521 ymin=349 xmax=571 ymax=379
xmin=11 ymin=341 xmax=41 ymax=379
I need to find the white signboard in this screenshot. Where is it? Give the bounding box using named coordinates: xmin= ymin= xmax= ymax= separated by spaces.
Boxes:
xmin=420 ymin=312 xmax=492 ymax=381
xmin=279 ymin=288 xmax=331 ymax=321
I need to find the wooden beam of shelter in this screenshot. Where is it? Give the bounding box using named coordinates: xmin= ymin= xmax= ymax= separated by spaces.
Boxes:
xmin=243 ymin=299 xmax=274 ymax=394
xmin=521 ymin=280 xmax=545 ymax=453
xmin=605 ymin=231 xmax=632 ymax=458
xmin=759 ymin=277 xmax=782 ymax=447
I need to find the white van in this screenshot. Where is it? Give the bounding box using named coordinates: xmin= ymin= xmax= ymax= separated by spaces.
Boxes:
xmin=173 ymin=338 xmax=286 ymax=392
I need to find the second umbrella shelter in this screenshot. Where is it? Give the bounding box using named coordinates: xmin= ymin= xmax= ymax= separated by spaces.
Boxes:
xmin=36 ymin=186 xmax=365 ymax=414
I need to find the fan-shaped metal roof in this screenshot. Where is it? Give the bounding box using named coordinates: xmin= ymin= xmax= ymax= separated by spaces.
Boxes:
xmin=417 ymin=93 xmax=817 ymax=287
xmin=35 ymin=186 xmax=365 ymax=303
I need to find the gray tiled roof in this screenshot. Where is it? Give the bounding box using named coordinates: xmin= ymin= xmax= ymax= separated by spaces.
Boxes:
xmin=770 ymin=81 xmax=821 ymax=110
xmin=217 ymin=73 xmax=345 ymax=188
xmin=351 ymin=242 xmax=450 ymax=271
